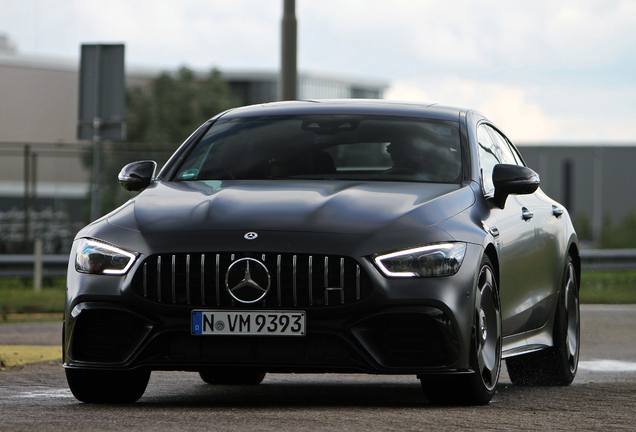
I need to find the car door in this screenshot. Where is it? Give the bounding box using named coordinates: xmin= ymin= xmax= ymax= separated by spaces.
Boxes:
xmin=478 ymin=124 xmax=537 ymax=336
xmin=490 ymin=128 xmax=567 ymax=330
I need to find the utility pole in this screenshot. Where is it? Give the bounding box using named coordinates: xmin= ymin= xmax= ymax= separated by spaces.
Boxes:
xmin=280 ymin=0 xmax=297 ymax=100
xmin=23 ymin=144 xmax=30 ymax=251
xmin=77 ymin=44 xmax=126 ymax=221
xmin=91 ymin=117 xmax=102 ymax=222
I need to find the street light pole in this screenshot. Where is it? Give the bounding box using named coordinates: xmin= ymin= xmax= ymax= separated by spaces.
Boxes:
xmin=280 ymin=0 xmax=297 ymax=100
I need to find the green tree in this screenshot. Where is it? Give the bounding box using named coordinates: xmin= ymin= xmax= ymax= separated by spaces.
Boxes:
xmin=84 ymin=67 xmax=236 ymax=222
xmin=126 ymin=67 xmax=235 ymax=144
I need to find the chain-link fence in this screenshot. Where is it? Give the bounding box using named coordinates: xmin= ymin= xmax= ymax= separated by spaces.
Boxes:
xmin=0 ymin=208 xmax=84 ymax=255
xmin=0 ymin=141 xmax=174 ymax=255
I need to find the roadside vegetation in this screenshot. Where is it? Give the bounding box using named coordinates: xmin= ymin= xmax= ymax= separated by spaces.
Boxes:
xmin=83 ymin=67 xmax=237 ymax=222
xmin=598 ymin=212 xmax=636 ymax=249
xmin=579 ymin=270 xmax=636 ymax=304
xmin=0 ymin=270 xmax=634 ymax=323
xmin=0 ymin=278 xmax=65 ymax=321
xmin=573 ymin=211 xmax=636 ymax=248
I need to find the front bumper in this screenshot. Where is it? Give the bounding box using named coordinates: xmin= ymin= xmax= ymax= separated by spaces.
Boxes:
xmin=64 ymin=243 xmax=483 ymax=375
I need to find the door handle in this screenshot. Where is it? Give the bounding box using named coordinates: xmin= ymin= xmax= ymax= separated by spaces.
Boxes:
xmin=522 ymin=207 xmax=534 ymax=221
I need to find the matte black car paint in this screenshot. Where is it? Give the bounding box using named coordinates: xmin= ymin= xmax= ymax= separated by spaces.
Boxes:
xmin=64 ymin=100 xmax=579 ymax=404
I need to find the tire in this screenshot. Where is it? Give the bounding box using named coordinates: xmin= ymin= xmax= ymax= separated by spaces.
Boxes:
xmin=421 ymin=255 xmax=502 ymax=405
xmin=506 ymin=255 xmax=580 ymax=386
xmin=66 ymin=368 xmax=150 ymax=403
xmin=199 ymin=369 xmax=266 ymax=385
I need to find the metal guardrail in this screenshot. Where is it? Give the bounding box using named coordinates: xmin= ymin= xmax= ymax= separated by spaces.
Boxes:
xmin=579 ymin=249 xmax=636 ymax=271
xmin=0 ymin=254 xmax=69 ymax=278
xmin=1 ymin=249 xmax=636 ymax=278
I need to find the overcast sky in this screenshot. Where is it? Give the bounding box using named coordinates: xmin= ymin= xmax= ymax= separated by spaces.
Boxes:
xmin=1 ymin=0 xmax=635 ymax=143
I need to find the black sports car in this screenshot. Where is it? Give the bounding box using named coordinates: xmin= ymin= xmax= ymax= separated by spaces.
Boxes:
xmin=64 ymin=100 xmax=580 ymax=405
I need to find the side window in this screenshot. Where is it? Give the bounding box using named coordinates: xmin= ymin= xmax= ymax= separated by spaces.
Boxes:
xmin=477 ymin=125 xmax=501 ymax=194
xmin=487 ymin=126 xmax=521 ymax=166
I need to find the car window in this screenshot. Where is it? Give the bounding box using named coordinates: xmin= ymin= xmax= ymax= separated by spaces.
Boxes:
xmin=477 ymin=125 xmax=501 ymax=194
xmin=173 ymin=115 xmax=463 ymax=183
xmin=487 ymin=126 xmax=522 ymax=166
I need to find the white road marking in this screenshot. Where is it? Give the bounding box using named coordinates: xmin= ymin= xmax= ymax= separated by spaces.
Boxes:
xmin=578 ymin=360 xmax=636 ymax=372
xmin=14 ymin=388 xmax=73 ymax=398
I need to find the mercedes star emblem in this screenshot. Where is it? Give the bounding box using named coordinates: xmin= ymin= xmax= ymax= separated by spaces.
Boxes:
xmin=225 ymin=258 xmax=271 ymax=303
xmin=244 ymin=232 xmax=258 ymax=240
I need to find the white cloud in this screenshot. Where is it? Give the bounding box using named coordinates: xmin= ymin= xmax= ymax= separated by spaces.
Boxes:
xmin=384 ymin=81 xmax=430 ymax=103
xmin=387 ymin=78 xmax=557 ymax=142
xmin=387 ymin=75 xmax=636 ymax=143
xmin=1 ymin=0 xmax=635 ymax=142
xmin=480 ymin=89 xmax=557 ymax=142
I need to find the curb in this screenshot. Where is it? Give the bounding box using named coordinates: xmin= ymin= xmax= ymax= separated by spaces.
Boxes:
xmin=0 ymin=345 xmax=62 ymax=370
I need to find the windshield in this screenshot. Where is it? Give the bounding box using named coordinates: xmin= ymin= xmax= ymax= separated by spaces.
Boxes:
xmin=173 ymin=115 xmax=462 ymax=183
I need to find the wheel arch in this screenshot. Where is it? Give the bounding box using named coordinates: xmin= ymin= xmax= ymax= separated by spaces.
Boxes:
xmin=483 ymin=243 xmax=500 ymax=290
xmin=567 ymin=241 xmax=581 ymax=292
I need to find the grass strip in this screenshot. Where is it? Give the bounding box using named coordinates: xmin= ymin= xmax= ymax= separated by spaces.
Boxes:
xmin=0 ymin=278 xmax=66 ymax=320
xmin=580 ymin=270 xmax=636 ymax=304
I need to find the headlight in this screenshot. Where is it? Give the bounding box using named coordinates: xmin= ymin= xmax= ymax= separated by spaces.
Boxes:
xmin=374 ymin=242 xmax=467 ymax=278
xmin=75 ymin=239 xmax=138 ymax=275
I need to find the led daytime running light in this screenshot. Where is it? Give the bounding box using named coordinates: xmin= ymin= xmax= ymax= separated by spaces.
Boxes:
xmin=75 ymin=239 xmax=138 ymax=275
xmin=374 ymin=242 xmax=467 ymax=278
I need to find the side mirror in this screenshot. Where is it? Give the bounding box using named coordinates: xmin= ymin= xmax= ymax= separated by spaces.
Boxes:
xmin=492 ymin=164 xmax=540 ymax=208
xmin=118 ymin=161 xmax=157 ymax=191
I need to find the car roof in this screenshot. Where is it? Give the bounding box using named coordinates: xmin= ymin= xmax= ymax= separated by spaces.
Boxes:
xmin=217 ymin=99 xmax=467 ymax=122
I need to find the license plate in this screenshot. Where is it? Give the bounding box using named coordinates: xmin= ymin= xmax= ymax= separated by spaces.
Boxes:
xmin=191 ymin=310 xmax=306 ymax=336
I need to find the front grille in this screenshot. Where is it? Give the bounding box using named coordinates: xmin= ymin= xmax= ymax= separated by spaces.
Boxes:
xmin=131 ymin=252 xmax=373 ymax=308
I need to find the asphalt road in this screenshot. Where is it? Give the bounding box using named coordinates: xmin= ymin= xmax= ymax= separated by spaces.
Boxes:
xmin=1 ymin=305 xmax=635 ymax=431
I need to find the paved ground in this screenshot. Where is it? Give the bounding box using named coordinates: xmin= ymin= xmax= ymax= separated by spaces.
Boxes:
xmin=0 ymin=306 xmax=634 ymax=431
xmin=0 ymin=321 xmax=62 ymax=346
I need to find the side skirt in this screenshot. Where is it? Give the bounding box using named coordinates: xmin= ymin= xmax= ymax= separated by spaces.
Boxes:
xmin=502 ymin=324 xmax=553 ymax=359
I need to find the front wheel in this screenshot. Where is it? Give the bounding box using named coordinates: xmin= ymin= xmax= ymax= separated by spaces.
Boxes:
xmin=507 ymin=255 xmax=580 ymax=386
xmin=66 ymin=368 xmax=150 ymax=403
xmin=421 ymin=255 xmax=502 ymax=405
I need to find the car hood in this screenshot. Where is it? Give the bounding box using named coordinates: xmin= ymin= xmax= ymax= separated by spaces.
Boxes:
xmin=107 ymin=180 xmax=475 ymax=236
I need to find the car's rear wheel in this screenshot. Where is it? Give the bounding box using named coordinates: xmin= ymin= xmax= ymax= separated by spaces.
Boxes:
xmin=421 ymin=255 xmax=502 ymax=405
xmin=199 ymin=369 xmax=266 ymax=385
xmin=506 ymin=255 xmax=580 ymax=386
xmin=65 ymin=368 xmax=150 ymax=403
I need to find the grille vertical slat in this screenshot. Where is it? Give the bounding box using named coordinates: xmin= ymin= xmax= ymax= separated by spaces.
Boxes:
xmin=292 ymin=255 xmax=298 ymax=307
xmin=143 ymin=262 xmax=148 ymax=298
xmin=157 ymin=255 xmax=162 ymax=302
xmin=201 ymin=254 xmax=206 ymax=306
xmin=171 ymin=255 xmax=176 ymax=304
xmin=133 ymin=252 xmax=372 ymax=308
xmin=215 ymin=254 xmax=220 ymax=306
xmin=277 ymin=255 xmax=282 ymax=307
xmin=308 ymin=256 xmax=313 ymax=306
xmin=356 ymin=265 xmax=361 ymax=300
xmin=324 ymin=256 xmax=329 ymax=305
xmin=186 ymin=254 xmax=191 ymax=305
xmin=339 ymin=258 xmax=345 ymax=304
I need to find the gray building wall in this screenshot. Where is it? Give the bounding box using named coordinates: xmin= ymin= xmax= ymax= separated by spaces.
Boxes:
xmin=0 ymin=56 xmax=78 ymax=143
xmin=518 ymin=145 xmax=636 ymax=240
